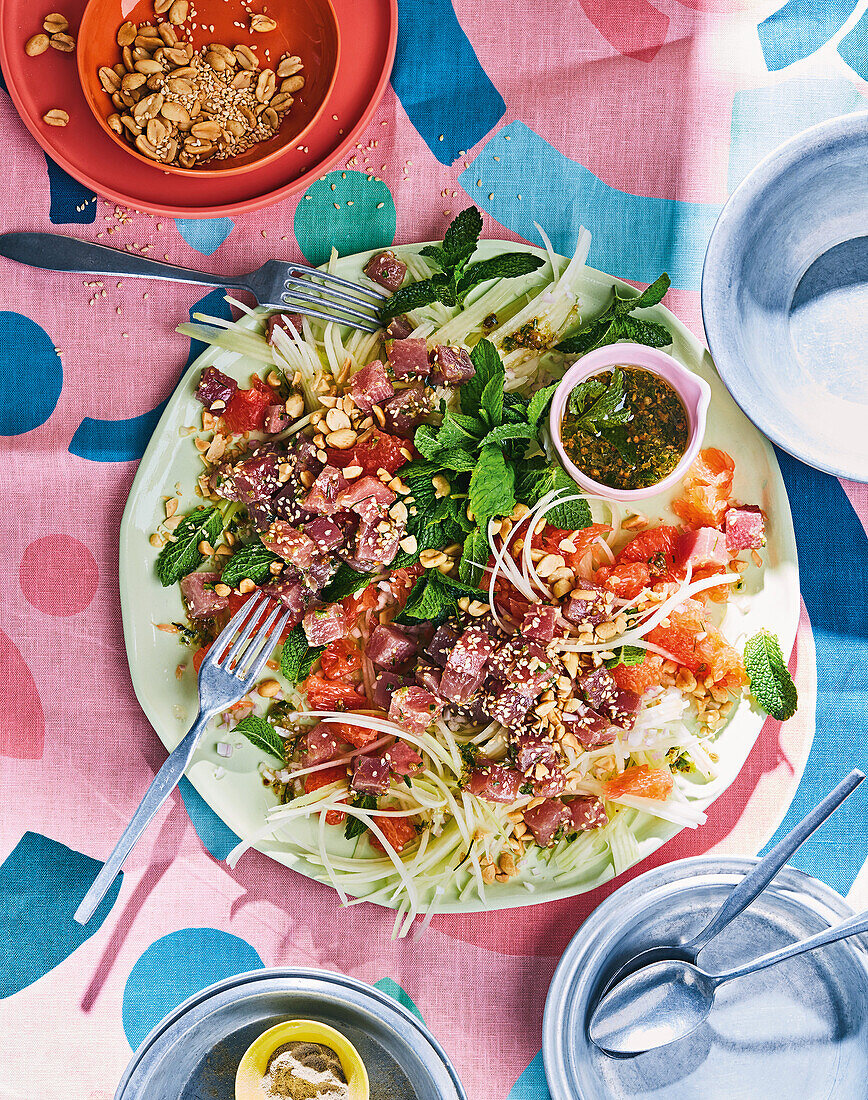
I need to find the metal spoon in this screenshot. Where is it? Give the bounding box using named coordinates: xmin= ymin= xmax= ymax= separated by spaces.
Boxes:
xmin=593 ymin=769 xmax=864 ymax=1002
xmin=589 ymin=903 xmax=868 ymax=1055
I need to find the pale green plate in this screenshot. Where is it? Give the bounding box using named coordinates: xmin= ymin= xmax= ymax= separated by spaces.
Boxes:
xmin=119 ymin=242 xmax=801 ymax=913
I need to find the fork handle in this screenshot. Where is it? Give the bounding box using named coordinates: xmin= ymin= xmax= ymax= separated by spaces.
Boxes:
xmin=73 ymin=711 xmax=212 ymax=925
xmin=0 ymin=232 xmax=250 ymax=292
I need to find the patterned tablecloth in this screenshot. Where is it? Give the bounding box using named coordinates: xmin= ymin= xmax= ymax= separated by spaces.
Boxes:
xmin=2 ymin=2 xmax=868 ymax=1097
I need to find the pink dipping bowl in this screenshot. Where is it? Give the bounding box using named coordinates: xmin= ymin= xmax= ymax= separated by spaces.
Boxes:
xmin=548 ymin=343 xmax=711 ymax=504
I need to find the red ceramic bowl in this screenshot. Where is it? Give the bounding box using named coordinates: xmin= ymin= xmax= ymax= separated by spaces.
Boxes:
xmin=76 ymin=0 xmax=340 ymax=177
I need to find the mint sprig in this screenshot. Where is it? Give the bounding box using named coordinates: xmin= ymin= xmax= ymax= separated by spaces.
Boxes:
xmin=280 ymin=623 xmax=325 ymax=684
xmin=235 ymin=713 xmax=286 ymax=760
xmin=743 ymin=629 xmax=798 ymax=721
xmin=219 ymin=541 xmax=282 ymax=588
xmin=379 ymin=207 xmax=543 ymax=321
xmin=156 ymin=506 xmax=225 ymax=587
xmin=557 ymin=273 xmax=672 ymax=356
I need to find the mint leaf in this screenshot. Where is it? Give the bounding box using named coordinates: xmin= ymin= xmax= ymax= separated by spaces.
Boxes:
xmin=614 ymin=273 xmax=670 ymax=314
xmin=431 ymin=448 xmax=478 ymax=472
xmin=461 ymin=339 xmax=504 ymax=416
xmin=556 ymin=318 xmax=614 ymax=356
xmin=604 ymin=315 xmax=672 ymax=349
xmin=469 ymin=444 xmax=516 ymax=529
xmin=606 ymin=645 xmax=646 ymax=669
xmin=220 ymin=542 xmax=282 ymax=588
xmin=443 ymin=206 xmax=483 ymax=267
xmin=412 ymin=424 xmax=442 ymax=460
xmin=419 ymin=243 xmax=448 ymax=269
xmin=156 ymin=506 xmax=225 ymax=587
xmin=568 ymin=367 xmax=632 ymax=433
xmin=480 ymin=374 xmax=504 ymax=427
xmin=479 ymin=422 xmax=534 ymax=448
xmin=515 ymin=461 xmax=591 ymax=529
xmin=567 ymin=376 xmax=607 ymax=416
xmin=402 ymin=572 xmax=457 ymax=620
xmin=345 ymin=793 xmax=377 ymax=839
xmin=547 ymin=494 xmax=592 ymax=530
xmin=527 ymin=383 xmax=560 ymax=428
xmin=280 ymin=624 xmax=324 ymax=684
xmin=235 ymin=713 xmax=285 ymax=760
xmin=379 ymin=275 xmax=454 ymax=321
xmin=459 ymin=525 xmax=490 ymax=586
xmin=437 ymin=409 xmax=484 ymax=448
xmin=321 ymin=564 xmax=376 ymax=602
xmin=743 ymin=629 xmax=798 ymax=721
xmin=456 ymin=252 xmax=545 ymax=304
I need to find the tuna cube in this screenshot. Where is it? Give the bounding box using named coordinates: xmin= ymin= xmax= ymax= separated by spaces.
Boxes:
xmin=521 ymin=605 xmax=559 ymax=644
xmin=363 ymin=249 xmax=407 ymax=291
xmin=562 ymin=584 xmax=611 ymax=628
xmin=576 ymin=669 xmax=640 ymax=731
xmin=264 ymin=404 xmax=291 ymax=434
xmin=302 ymin=604 xmax=347 ymax=646
xmin=266 ymin=313 xmax=303 ymax=343
xmin=675 ymin=526 xmax=729 ymax=568
xmin=348 ymin=520 xmax=402 ymax=570
xmin=384 ymin=383 xmax=432 ymax=437
xmin=385 ymin=338 xmax=430 ymax=378
xmin=725 ymin=506 xmax=766 ymax=552
xmin=466 ymin=765 xmax=524 ymax=804
xmin=371 ymin=670 xmax=408 ymax=711
xmin=351 ymin=753 xmax=391 ymax=795
xmin=566 ymin=796 xmax=608 ymax=832
xmin=213 ymin=452 xmax=281 ymax=504
xmin=304 ymin=465 xmax=348 ymax=516
xmin=180 ymin=571 xmax=227 ymax=619
xmin=259 ymin=578 xmax=310 ymax=622
xmin=430 ymin=344 xmax=475 ymax=385
xmin=366 ymin=624 xmax=418 ymax=669
xmin=384 ymin=740 xmax=423 ymax=776
xmin=388 ymin=685 xmax=442 ymax=732
xmin=414 ymin=664 xmax=443 ymax=694
xmin=523 ymin=799 xmax=570 ymax=847
xmin=385 ymin=314 xmax=413 ymax=340
xmin=425 ymin=624 xmax=462 ymax=667
xmin=261 ymin=521 xmax=318 ymax=569
xmin=513 ymin=733 xmax=558 ymax=774
xmin=305 ymin=516 xmax=346 ymax=553
xmin=336 ymin=476 xmax=396 ymax=514
xmin=195 ymin=366 xmax=237 ymax=410
xmin=533 ymin=767 xmax=567 ymax=798
xmin=564 ymin=700 xmax=616 ymax=750
xmin=440 ymin=627 xmax=497 ymax=704
xmin=486 ymin=686 xmax=535 ymax=729
xmin=301 ymin=723 xmax=345 ymax=767
xmin=350 ymin=360 xmax=395 ymax=413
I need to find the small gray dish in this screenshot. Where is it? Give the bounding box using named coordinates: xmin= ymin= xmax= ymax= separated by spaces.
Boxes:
xmin=114 ymin=967 xmax=467 ymax=1100
xmin=543 ymin=856 xmax=868 ymax=1100
xmin=701 ymin=111 xmax=868 ymax=482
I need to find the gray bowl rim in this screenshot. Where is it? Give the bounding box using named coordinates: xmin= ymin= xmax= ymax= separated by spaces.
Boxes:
xmin=701 ymin=109 xmax=868 ymax=482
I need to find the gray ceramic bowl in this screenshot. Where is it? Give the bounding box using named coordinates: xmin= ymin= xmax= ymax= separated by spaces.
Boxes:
xmin=702 ymin=111 xmax=868 ymax=482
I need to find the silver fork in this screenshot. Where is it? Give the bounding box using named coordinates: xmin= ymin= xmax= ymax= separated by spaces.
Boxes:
xmin=73 ymin=593 xmax=293 ymax=925
xmin=0 ymin=232 xmax=388 ymax=333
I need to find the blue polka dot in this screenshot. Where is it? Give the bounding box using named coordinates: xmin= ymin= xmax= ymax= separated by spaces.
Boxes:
xmin=69 ymin=288 xmax=232 ymax=462
xmin=123 ymin=928 xmax=263 ymax=1049
xmin=44 ymin=155 xmax=97 ymax=225
xmin=0 ymin=313 xmax=63 ymax=436
xmin=175 ymin=218 xmax=234 ymax=255
xmin=508 ymin=1051 xmax=551 ymax=1099
xmin=179 ymin=778 xmax=240 ymax=861
xmin=294 ymin=172 xmax=396 ymax=267
xmin=374 ymin=977 xmax=425 ymax=1022
xmin=0 ymin=832 xmax=122 ymax=998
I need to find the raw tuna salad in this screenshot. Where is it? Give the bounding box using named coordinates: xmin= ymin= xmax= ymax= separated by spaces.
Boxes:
xmin=152 ymin=209 xmax=796 ymax=934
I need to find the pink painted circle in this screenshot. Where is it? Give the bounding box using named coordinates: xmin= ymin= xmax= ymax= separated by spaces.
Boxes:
xmin=20 ymin=535 xmax=99 ymax=616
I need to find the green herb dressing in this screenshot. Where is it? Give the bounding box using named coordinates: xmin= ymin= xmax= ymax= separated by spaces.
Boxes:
xmin=561 ymin=366 xmax=688 ymax=490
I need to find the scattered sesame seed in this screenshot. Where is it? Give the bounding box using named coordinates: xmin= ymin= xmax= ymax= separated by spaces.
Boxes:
xmin=376 ymin=202 xmax=384 ymax=209
xmin=476 ymin=179 xmax=482 ymax=187
xmin=333 ymin=202 xmax=340 ymax=209
xmin=489 ymin=193 xmax=494 ymax=200
xmin=346 ymin=200 xmax=353 ymax=206
xmin=438 ymin=134 xmax=444 ymax=141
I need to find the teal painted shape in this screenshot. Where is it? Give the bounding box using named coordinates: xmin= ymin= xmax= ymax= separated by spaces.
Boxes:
xmin=0 ymin=312 xmax=63 ymax=435
xmin=122 ymin=928 xmax=263 ymax=1048
xmin=0 ymin=832 xmax=122 ymax=998
xmin=757 ymin=0 xmax=860 ymax=71
xmin=508 ymin=1051 xmax=551 ymax=1099
xmin=179 ymin=777 xmax=240 ymax=861
xmin=838 ymin=10 xmax=868 ymax=80
xmin=68 ymin=288 xmax=232 ymax=462
xmin=458 ymin=122 xmax=720 ymax=290
xmin=175 ymin=218 xmax=234 ymax=255
xmin=728 ymin=78 xmax=863 ymax=192
xmin=294 ymin=172 xmax=396 ymax=267
xmin=374 ymin=976 xmax=425 ymax=1022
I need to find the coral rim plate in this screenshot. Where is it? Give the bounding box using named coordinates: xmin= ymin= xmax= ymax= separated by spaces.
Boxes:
xmin=118 ymin=240 xmax=801 ymax=914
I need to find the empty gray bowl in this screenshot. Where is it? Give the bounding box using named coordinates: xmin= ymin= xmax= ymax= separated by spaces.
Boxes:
xmin=702 ymin=111 xmax=868 ymax=482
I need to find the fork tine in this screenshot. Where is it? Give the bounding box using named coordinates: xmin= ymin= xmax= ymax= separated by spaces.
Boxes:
xmin=277 ymin=303 xmax=380 ymax=334
xmin=285 ymin=274 xmax=385 ymax=316
xmin=294 ymin=266 xmax=389 ymax=303
xmin=281 ymin=289 xmax=382 ymax=330
xmin=217 ymin=595 xmax=276 ymax=669
xmin=225 ymin=599 xmax=285 ymax=677
xmin=241 ymin=607 xmax=293 ymax=684
xmin=208 ymin=591 xmax=266 ymax=664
